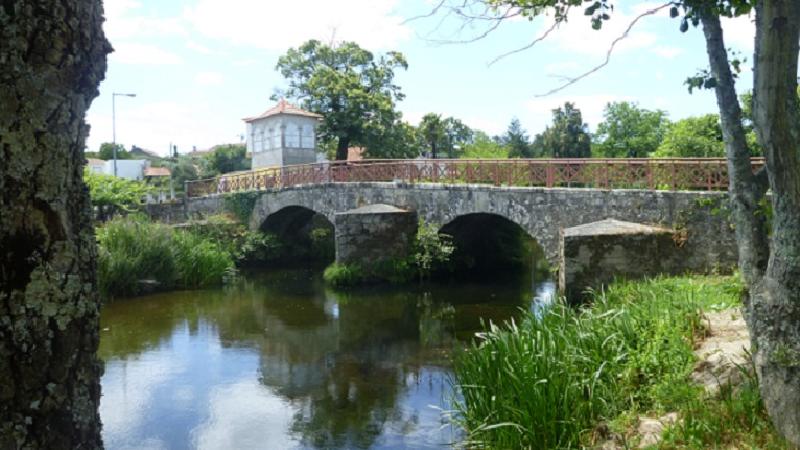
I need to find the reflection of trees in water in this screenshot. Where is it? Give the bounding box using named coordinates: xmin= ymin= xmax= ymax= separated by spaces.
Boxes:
xmin=99 ymin=268 xmax=537 ymax=449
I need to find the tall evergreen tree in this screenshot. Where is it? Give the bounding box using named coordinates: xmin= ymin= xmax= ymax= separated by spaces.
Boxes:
xmin=533 ymin=102 xmax=591 ymax=158
xmin=504 ymin=118 xmax=533 ymax=158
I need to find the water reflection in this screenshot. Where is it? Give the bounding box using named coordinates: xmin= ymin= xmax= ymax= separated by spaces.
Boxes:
xmin=99 ymin=269 xmax=555 ymax=449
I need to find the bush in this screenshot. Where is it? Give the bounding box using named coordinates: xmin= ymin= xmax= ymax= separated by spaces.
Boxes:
xmin=171 ymin=231 xmax=236 ymax=288
xmin=452 ymin=275 xmax=763 ymax=449
xmin=97 ymin=217 xmax=235 ymax=298
xmin=187 ymin=214 xmax=285 ymax=266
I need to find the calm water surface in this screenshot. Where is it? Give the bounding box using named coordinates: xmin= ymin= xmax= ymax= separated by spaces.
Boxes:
xmin=99 ymin=269 xmax=554 ymax=449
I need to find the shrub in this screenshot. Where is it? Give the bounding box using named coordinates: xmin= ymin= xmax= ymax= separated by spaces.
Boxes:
xmin=171 ymin=231 xmax=235 ymax=288
xmin=97 ymin=217 xmax=235 ymax=298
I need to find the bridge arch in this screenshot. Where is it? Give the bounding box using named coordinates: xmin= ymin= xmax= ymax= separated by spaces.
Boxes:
xmin=439 ymin=213 xmax=551 ymax=279
xmin=252 ymin=201 xmax=336 ymax=263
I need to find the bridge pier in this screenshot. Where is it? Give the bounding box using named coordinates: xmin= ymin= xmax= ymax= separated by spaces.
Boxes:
xmin=334 ymin=204 xmax=418 ymax=266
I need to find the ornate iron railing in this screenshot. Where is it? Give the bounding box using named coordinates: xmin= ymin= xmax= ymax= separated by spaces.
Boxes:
xmin=185 ymin=158 xmax=766 ymax=198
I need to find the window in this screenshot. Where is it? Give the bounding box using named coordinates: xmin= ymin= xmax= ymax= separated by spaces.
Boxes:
xmin=285 ymin=123 xmax=300 ymax=148
xmin=302 ymin=125 xmax=315 ymax=149
xmin=266 ymin=128 xmax=275 ymax=150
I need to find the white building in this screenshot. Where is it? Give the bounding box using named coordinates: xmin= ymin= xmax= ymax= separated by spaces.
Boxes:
xmin=244 ymin=99 xmax=323 ymax=169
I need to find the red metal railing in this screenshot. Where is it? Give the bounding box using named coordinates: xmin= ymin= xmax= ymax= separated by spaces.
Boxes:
xmin=185 ymin=158 xmax=766 ymax=198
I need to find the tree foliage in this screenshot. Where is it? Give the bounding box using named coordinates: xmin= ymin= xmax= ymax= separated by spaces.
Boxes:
xmin=593 ymin=101 xmax=670 ymax=158
xmin=419 ymin=113 xmax=473 ymax=158
xmin=275 ymin=40 xmax=408 ymax=160
xmin=462 ymin=131 xmax=509 ymax=158
xmin=98 ymin=142 xmax=129 ymax=160
xmin=532 ymin=102 xmax=591 ymax=158
xmin=203 ymin=144 xmax=249 ymax=175
xmin=653 ymin=114 xmax=725 ymax=157
xmin=83 ymin=168 xmax=151 ymax=212
xmin=503 ymin=118 xmax=533 ymax=158
xmin=168 ymin=156 xmax=200 ymax=191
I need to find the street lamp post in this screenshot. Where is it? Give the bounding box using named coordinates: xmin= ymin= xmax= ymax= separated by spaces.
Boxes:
xmin=112 ymin=92 xmax=137 ymax=176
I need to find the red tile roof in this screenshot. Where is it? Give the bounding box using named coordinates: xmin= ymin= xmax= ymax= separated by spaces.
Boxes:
xmin=144 ymin=167 xmax=171 ymax=177
xmin=243 ymin=98 xmax=322 ymax=122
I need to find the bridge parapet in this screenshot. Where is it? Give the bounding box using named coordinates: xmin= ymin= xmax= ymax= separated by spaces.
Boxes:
xmin=186 ymin=158 xmax=765 ymax=198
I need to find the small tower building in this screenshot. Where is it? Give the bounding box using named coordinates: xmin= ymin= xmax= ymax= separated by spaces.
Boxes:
xmin=244 ymin=99 xmax=322 ymax=169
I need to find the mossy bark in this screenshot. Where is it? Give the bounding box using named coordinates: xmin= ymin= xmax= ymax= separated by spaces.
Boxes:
xmin=749 ymin=2 xmax=800 ymax=445
xmin=0 ymin=1 xmax=110 ymax=448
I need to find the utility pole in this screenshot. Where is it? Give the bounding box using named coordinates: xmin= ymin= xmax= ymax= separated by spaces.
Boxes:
xmin=112 ymin=92 xmax=137 ymax=176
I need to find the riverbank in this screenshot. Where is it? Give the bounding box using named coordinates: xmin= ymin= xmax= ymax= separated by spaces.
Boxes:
xmin=96 ymin=214 xmax=333 ymax=299
xmin=453 ymin=275 xmax=788 ymax=449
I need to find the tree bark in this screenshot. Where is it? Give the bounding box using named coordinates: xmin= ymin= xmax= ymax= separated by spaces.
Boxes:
xmin=0 ymin=1 xmax=109 ymax=449
xmin=336 ymin=136 xmax=350 ymax=161
xmin=700 ymin=13 xmax=770 ymax=288
xmin=749 ymin=1 xmax=800 ymax=445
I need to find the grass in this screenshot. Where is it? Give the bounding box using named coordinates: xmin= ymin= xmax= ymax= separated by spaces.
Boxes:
xmin=452 ymin=275 xmax=788 ymax=449
xmin=97 ymin=216 xmax=235 ymax=298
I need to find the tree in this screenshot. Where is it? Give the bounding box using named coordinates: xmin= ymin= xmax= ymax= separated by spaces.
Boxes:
xmin=419 ymin=114 xmax=473 ymax=158
xmin=419 ymin=113 xmax=445 ymax=158
xmin=0 ymin=1 xmax=109 ymax=448
xmin=169 ymin=156 xmax=200 ymax=192
xmin=532 ymin=102 xmax=591 ymax=158
xmin=462 ymin=131 xmax=509 ymax=159
xmin=593 ymin=101 xmax=670 ymax=158
xmin=83 ymin=169 xmax=151 ymax=220
xmin=503 ymin=118 xmax=532 ymax=158
xmin=204 ymin=144 xmax=250 ymax=175
xmin=275 ymin=40 xmax=408 ymax=160
xmin=98 ymin=142 xmax=130 ymax=160
xmin=444 ymin=0 xmax=800 ymax=443
xmin=653 ymin=114 xmax=725 ymax=157
xmin=362 ymin=120 xmax=420 ymax=159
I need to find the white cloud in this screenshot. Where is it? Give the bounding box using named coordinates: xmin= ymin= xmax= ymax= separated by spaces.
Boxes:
xmin=111 ymin=42 xmax=182 ymax=65
xmin=537 ymin=7 xmax=660 ymax=57
xmin=183 ymin=0 xmax=411 ymax=51
xmin=194 ymin=71 xmax=224 ymax=86
xmin=191 ymin=380 xmax=296 ymax=450
xmin=187 ymin=41 xmax=214 ymax=55
xmin=103 ymin=0 xmax=186 ymax=41
xmin=86 ymin=101 xmax=240 ymax=156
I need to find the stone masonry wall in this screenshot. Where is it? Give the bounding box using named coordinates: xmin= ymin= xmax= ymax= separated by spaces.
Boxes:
xmin=334 ymin=205 xmax=418 ymax=266
xmin=559 ymin=219 xmax=691 ymax=301
xmin=162 ymin=182 xmax=738 ymax=274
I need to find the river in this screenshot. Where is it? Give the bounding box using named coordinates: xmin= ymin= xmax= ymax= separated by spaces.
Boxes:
xmin=98 ymin=269 xmax=554 ymax=449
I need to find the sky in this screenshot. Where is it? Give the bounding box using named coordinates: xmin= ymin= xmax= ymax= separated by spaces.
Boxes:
xmin=87 ymin=0 xmax=758 ymax=156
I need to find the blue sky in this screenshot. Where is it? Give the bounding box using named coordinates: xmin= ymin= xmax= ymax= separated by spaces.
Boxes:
xmin=87 ymin=0 xmax=757 ymax=156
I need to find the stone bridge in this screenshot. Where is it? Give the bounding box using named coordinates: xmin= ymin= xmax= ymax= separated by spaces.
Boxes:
xmin=152 ymin=181 xmax=738 ymax=274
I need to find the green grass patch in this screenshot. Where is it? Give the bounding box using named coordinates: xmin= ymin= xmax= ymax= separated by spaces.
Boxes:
xmin=97 ymin=216 xmax=235 ymax=298
xmin=452 ymin=275 xmax=786 ymax=449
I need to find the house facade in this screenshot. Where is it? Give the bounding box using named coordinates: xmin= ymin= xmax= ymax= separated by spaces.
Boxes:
xmin=244 ymin=99 xmax=322 ymax=169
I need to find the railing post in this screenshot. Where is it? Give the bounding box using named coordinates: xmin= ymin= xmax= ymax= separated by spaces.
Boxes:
xmin=546 ymin=162 xmax=554 ymax=188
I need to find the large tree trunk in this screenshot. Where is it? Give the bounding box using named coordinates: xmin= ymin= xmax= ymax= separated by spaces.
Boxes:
xmin=336 ymin=136 xmax=350 ymax=161
xmin=701 ymin=13 xmax=770 ymax=288
xmin=749 ymin=1 xmax=800 ymax=445
xmin=0 ymin=1 xmax=109 ymax=449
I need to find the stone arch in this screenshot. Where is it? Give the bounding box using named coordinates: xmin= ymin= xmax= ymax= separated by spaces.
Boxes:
xmin=439 ymin=213 xmax=552 ymax=278
xmin=411 ymin=190 xmax=559 ymax=266
xmin=249 ymin=190 xmax=337 ymax=232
